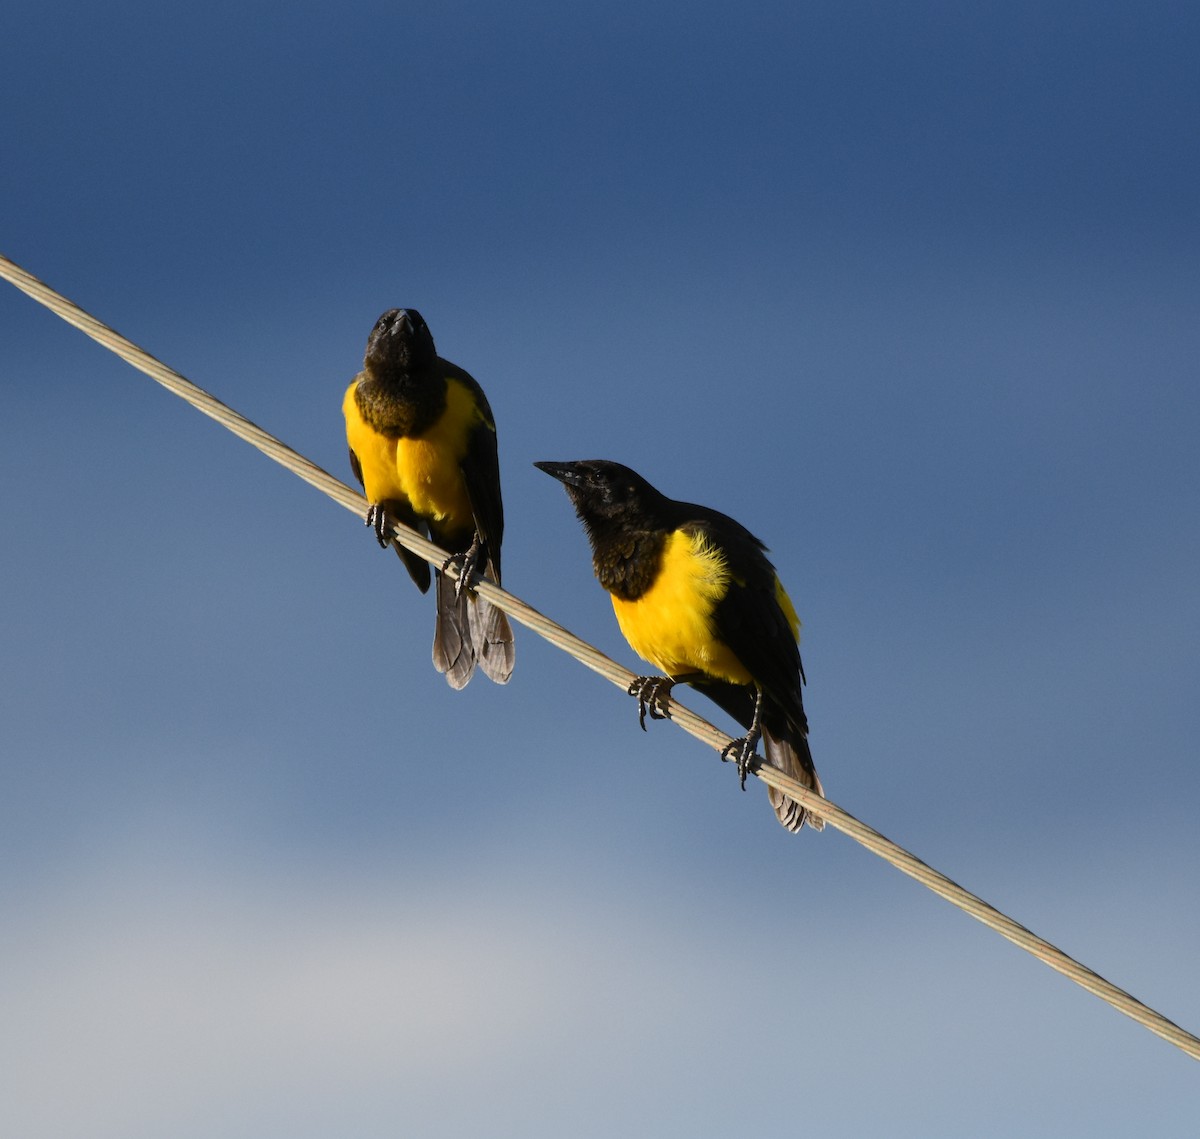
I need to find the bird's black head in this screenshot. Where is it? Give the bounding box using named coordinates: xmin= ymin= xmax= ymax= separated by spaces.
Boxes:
xmin=535 ymin=460 xmax=665 ymax=532
xmin=364 ymin=308 xmax=437 ymax=376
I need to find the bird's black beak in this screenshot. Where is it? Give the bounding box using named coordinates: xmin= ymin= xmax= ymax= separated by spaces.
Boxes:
xmin=534 ymin=460 xmax=586 ymax=488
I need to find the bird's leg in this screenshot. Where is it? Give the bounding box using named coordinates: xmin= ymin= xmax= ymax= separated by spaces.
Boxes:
xmin=442 ymin=531 xmax=485 ymax=599
xmin=720 ymin=688 xmax=765 ymax=790
xmin=628 ymin=675 xmax=676 ymax=731
xmin=366 ymin=503 xmax=392 ymax=549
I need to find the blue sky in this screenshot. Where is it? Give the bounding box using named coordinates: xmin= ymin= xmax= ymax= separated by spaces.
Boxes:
xmin=2 ymin=2 xmax=1198 ymax=1134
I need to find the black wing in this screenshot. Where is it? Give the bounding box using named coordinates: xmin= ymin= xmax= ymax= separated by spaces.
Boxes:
xmin=445 ymin=360 xmax=506 ymax=584
xmin=680 ymin=511 xmax=807 ymax=733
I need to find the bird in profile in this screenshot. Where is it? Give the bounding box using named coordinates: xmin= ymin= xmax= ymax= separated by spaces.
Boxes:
xmin=535 ymin=459 xmax=823 ymax=832
xmin=344 ymin=308 xmax=514 ymax=687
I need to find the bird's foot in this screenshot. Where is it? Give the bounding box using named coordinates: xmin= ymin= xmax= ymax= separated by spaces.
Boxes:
xmin=628 ymin=675 xmax=675 ymax=731
xmin=366 ymin=504 xmax=391 ymax=549
xmin=719 ymin=688 xmax=765 ymax=790
xmin=720 ymin=729 xmax=763 ymax=790
xmin=442 ymin=532 xmax=485 ymax=600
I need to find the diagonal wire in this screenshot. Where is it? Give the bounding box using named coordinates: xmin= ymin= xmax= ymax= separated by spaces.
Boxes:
xmin=2 ymin=250 xmax=1197 ymax=1062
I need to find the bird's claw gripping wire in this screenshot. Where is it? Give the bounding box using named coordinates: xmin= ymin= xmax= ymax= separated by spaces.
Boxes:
xmin=720 ymin=688 xmax=765 ymax=790
xmin=721 ymin=732 xmax=762 ymax=790
xmin=442 ymin=532 xmax=486 ymax=600
xmin=366 ymin=504 xmax=392 ymax=548
xmin=628 ymin=675 xmax=675 ymax=731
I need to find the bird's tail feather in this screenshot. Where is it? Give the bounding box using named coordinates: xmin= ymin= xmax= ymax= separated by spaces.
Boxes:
xmin=432 ymin=569 xmax=515 ymax=688
xmin=686 ymin=678 xmax=823 ymax=833
xmin=432 ymin=571 xmax=476 ymax=689
xmin=470 ymin=594 xmax=515 ymax=685
xmin=762 ymin=722 xmax=825 ymax=833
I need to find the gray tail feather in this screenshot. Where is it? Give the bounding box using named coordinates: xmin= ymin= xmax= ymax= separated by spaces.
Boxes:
xmin=762 ymin=723 xmax=825 ymax=833
xmin=469 ymin=595 xmax=515 ymax=685
xmin=432 ymin=571 xmax=515 ymax=688
xmin=432 ymin=572 xmax=477 ymax=689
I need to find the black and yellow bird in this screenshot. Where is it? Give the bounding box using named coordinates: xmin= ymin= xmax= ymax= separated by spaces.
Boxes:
xmin=344 ymin=308 xmax=514 ymax=688
xmin=535 ymin=459 xmax=823 ymax=832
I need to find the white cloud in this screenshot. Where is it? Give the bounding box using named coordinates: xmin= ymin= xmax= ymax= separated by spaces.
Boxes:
xmin=0 ymin=838 xmax=717 ymax=1139
xmin=2 ymin=813 xmax=1196 ymax=1139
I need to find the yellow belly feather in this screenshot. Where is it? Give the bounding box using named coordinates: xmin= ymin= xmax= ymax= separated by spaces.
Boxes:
xmin=343 ymin=377 xmax=482 ymax=525
xmin=611 ymin=529 xmax=749 ymax=683
xmin=611 ymin=528 xmax=802 ymax=684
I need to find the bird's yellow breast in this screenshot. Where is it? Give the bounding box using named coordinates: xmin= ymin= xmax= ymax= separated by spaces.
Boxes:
xmin=343 ymin=377 xmax=483 ymax=525
xmin=610 ymin=528 xmax=754 ymax=684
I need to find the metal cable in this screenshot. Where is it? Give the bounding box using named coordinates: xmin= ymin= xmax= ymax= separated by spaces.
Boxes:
xmin=3 ymin=250 xmax=1196 ymax=1061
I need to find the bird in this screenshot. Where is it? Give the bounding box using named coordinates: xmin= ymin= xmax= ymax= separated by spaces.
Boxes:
xmin=344 ymin=308 xmax=514 ymax=688
xmin=535 ymin=459 xmax=823 ymax=832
